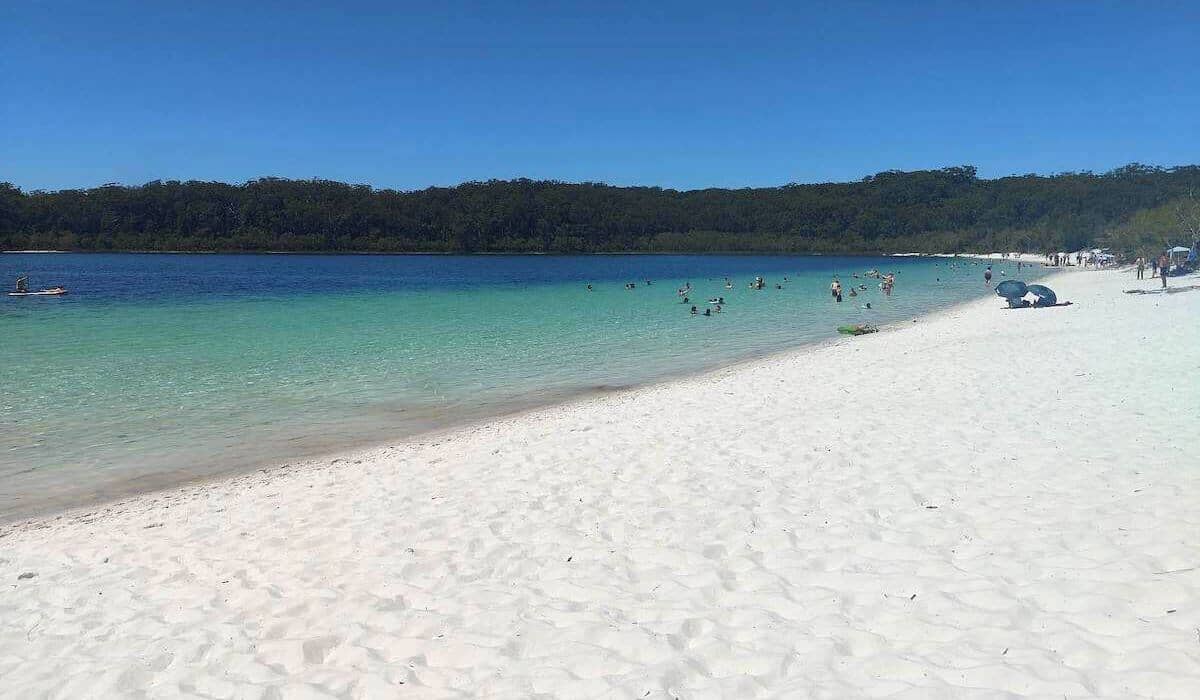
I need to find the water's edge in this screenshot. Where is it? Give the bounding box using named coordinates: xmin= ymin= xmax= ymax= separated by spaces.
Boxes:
xmin=2 ymin=270 xmax=1057 ymax=526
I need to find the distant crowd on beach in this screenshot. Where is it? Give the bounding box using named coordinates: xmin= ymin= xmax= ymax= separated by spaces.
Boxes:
xmin=1046 ymin=251 xmax=1116 ymax=268
xmin=1041 ymin=245 xmax=1196 ymax=288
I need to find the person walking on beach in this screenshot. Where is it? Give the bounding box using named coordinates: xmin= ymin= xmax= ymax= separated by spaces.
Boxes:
xmin=1151 ymin=256 xmax=1159 ymax=278
xmin=1159 ymin=254 xmax=1170 ymax=288
xmin=984 ymin=266 xmax=993 ymax=285
xmin=1135 ymin=257 xmax=1145 ymax=280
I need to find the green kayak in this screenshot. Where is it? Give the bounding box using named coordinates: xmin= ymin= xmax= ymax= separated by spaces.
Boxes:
xmin=838 ymin=324 xmax=878 ymax=336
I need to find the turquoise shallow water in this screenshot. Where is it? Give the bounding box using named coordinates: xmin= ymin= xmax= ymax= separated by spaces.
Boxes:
xmin=1 ymin=253 xmax=1035 ymax=519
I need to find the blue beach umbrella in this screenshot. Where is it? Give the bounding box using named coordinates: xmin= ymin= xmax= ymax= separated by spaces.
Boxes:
xmin=995 ymin=279 xmax=1027 ymax=299
xmin=1026 ymin=284 xmax=1057 ymax=306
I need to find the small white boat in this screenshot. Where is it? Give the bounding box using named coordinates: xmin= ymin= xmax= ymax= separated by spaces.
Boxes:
xmin=8 ymin=287 xmax=68 ymax=297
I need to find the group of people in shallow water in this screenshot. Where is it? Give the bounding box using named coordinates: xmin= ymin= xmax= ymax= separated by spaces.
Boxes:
xmin=585 ymin=270 xmax=911 ymax=318
xmin=830 ymin=272 xmax=892 ymax=306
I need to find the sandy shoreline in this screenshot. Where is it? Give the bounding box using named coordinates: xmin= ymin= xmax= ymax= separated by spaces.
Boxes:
xmin=3 ymin=266 xmax=1198 ymax=698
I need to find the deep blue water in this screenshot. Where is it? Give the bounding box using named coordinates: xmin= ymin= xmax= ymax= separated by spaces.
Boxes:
xmin=3 ymin=252 xmax=980 ymax=304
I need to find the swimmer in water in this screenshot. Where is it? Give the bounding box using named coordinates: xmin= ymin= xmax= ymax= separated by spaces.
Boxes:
xmin=703 ymin=307 xmax=711 ymax=316
xmin=690 ymin=306 xmax=698 ymax=315
xmin=587 ymin=284 xmax=593 ymax=291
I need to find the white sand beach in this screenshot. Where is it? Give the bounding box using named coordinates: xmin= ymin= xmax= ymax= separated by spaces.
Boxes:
xmin=3 ymin=267 xmax=1198 ymax=699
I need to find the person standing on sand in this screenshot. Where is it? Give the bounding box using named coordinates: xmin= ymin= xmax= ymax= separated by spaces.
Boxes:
xmin=1159 ymin=254 xmax=1170 ymax=288
xmin=1151 ymin=256 xmax=1159 ymax=278
xmin=1136 ymin=257 xmax=1145 ymax=280
xmin=984 ymin=266 xmax=993 ymax=285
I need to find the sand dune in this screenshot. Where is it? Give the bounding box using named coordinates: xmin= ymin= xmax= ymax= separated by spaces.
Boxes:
xmin=3 ymin=267 xmax=1198 ymax=698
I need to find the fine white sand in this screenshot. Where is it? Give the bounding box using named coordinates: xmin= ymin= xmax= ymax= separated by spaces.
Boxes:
xmin=3 ymin=268 xmax=1198 ymax=699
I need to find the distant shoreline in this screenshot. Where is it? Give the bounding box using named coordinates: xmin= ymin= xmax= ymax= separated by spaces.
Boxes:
xmin=4 ymin=249 xmax=1012 ymax=257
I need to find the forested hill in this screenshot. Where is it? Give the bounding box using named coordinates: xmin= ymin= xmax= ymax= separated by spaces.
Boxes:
xmin=2 ymin=165 xmax=1198 ymax=255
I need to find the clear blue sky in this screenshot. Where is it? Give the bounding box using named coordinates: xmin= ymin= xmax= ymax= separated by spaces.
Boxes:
xmin=3 ymin=1 xmax=1198 ymax=192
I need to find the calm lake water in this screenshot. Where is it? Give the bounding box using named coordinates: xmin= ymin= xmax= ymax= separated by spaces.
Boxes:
xmin=1 ymin=253 xmax=1034 ymax=519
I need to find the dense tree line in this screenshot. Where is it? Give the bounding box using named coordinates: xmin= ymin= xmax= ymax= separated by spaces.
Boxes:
xmin=2 ymin=164 xmax=1198 ymax=255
